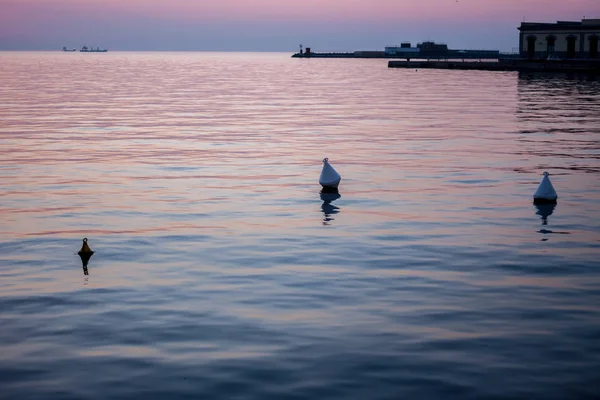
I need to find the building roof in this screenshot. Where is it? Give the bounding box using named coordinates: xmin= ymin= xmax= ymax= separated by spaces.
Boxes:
xmin=519 ymin=19 xmax=600 ymax=32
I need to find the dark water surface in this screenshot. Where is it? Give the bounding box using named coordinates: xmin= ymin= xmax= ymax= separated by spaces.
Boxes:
xmin=1 ymin=52 xmax=600 ymax=399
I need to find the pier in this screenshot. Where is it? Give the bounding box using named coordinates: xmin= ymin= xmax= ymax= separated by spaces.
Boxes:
xmin=294 ymin=18 xmax=600 ymax=74
xmin=292 ymin=42 xmax=499 ymax=60
xmin=387 ymin=59 xmax=600 ymax=73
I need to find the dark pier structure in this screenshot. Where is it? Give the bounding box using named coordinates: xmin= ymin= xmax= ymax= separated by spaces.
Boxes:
xmin=387 ymin=59 xmax=600 ymax=73
xmin=292 ymin=42 xmax=499 ymax=60
xmin=389 ymin=19 xmax=600 ymax=73
xmin=294 ymin=19 xmax=600 ymax=73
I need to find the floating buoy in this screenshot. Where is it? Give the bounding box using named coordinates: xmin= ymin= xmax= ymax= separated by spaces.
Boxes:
xmin=319 ymin=158 xmax=341 ymax=192
xmin=78 ymin=238 xmax=94 ymax=270
xmin=78 ymin=238 xmax=94 ymax=255
xmin=533 ymin=171 xmax=558 ymax=204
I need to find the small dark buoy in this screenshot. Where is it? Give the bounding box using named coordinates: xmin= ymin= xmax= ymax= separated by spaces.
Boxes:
xmin=533 ymin=171 xmax=558 ymax=204
xmin=78 ymin=238 xmax=94 ymax=255
xmin=78 ymin=238 xmax=94 ymax=272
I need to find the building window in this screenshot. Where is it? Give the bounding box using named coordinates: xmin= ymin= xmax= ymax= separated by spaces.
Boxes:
xmin=527 ymin=35 xmax=536 ymax=59
xmin=546 ymin=35 xmax=556 ymax=57
xmin=566 ymin=36 xmax=577 ymax=58
xmin=590 ymin=35 xmax=599 ymax=59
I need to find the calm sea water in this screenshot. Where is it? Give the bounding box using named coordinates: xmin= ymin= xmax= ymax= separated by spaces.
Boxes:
xmin=1 ymin=52 xmax=600 ymax=399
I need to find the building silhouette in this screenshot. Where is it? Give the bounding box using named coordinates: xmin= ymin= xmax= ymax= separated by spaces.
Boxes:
xmin=519 ymin=19 xmax=600 ymax=60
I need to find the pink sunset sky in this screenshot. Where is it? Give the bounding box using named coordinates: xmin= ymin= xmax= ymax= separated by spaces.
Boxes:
xmin=1 ymin=0 xmax=598 ymax=51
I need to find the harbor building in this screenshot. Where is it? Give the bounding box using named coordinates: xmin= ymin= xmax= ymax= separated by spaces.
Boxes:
xmin=519 ymin=19 xmax=600 ymax=59
xmin=384 ymin=42 xmax=420 ymax=57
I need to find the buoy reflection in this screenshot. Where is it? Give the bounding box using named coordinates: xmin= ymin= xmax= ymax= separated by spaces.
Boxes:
xmin=320 ymin=191 xmax=341 ymax=226
xmin=79 ymin=254 xmax=91 ymax=275
xmin=534 ymin=202 xmax=556 ymax=226
xmin=533 ymin=203 xmax=571 ymax=240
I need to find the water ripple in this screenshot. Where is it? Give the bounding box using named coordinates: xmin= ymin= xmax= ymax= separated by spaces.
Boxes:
xmin=1 ymin=52 xmax=600 ymax=399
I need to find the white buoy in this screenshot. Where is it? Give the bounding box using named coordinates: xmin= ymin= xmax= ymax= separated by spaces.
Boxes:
xmin=533 ymin=171 xmax=558 ymax=203
xmin=319 ymin=158 xmax=341 ymax=191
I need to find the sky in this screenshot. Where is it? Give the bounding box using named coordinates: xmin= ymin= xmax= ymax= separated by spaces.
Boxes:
xmin=0 ymin=0 xmax=598 ymax=52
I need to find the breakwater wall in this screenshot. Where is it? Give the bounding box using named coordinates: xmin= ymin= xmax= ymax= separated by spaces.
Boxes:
xmin=292 ymin=52 xmax=356 ymax=58
xmin=292 ymin=50 xmax=500 ymax=59
xmin=388 ymin=59 xmax=600 ymax=73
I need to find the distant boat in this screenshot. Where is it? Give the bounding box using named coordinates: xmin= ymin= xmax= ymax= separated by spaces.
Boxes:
xmin=80 ymin=45 xmax=108 ymax=53
xmin=62 ymin=46 xmax=76 ymax=52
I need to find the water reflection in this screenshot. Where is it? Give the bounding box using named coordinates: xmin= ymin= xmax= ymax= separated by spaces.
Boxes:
xmin=534 ymin=203 xmax=571 ymax=239
xmin=535 ymin=202 xmax=556 ymax=226
xmin=80 ymin=257 xmax=90 ymax=275
xmin=517 ymin=71 xmax=600 ymax=117
xmin=518 ymin=71 xmax=599 ymax=86
xmin=320 ymin=191 xmax=341 ymax=226
xmin=516 ymin=70 xmax=600 ymax=177
xmin=79 ymin=252 xmax=92 ymax=275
